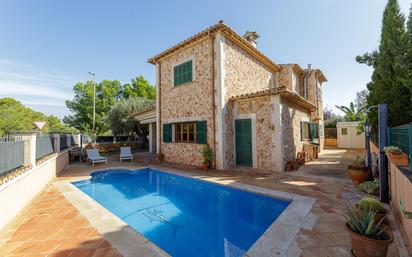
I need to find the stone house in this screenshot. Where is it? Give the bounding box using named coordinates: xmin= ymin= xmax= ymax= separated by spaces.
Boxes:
xmin=138 ymin=21 xmax=327 ymax=172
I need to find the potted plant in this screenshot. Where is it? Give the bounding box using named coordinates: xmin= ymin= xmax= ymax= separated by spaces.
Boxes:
xmin=356 ymin=197 xmax=389 ymax=223
xmin=345 ymin=204 xmax=393 ymax=257
xmin=384 ymin=146 xmax=408 ymax=167
xmin=156 ymin=153 xmax=164 ymax=161
xmin=202 ymin=144 xmax=213 ymax=169
xmin=359 ymin=181 xmax=379 ymax=195
xmin=348 ymin=156 xmax=370 ymax=185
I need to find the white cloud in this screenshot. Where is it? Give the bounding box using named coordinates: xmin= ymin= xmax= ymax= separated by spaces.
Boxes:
xmin=0 ymin=80 xmax=71 ymax=99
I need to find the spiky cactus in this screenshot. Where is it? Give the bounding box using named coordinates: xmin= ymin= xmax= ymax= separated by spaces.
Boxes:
xmin=358 ymin=198 xmax=385 ymax=213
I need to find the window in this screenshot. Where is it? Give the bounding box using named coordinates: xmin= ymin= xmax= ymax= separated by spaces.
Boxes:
xmin=300 ymin=121 xmax=319 ymax=141
xmin=163 ymin=120 xmax=206 ymax=144
xmin=174 ymin=60 xmax=193 ymax=86
xmin=341 ymin=128 xmax=348 ymax=135
xmin=175 ymin=122 xmax=196 ymax=143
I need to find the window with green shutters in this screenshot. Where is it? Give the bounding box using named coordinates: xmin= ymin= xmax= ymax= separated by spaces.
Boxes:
xmin=163 ymin=123 xmax=172 ymax=143
xmin=300 ymin=121 xmax=319 ymax=141
xmin=174 ymin=60 xmax=193 ymax=86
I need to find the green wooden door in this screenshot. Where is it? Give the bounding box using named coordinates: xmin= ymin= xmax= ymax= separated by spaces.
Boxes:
xmin=235 ymin=119 xmax=253 ymax=167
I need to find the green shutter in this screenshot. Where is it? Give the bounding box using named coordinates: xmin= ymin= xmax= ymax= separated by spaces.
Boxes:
xmin=163 ymin=123 xmax=172 ymax=143
xmin=309 ymin=123 xmax=319 ymax=139
xmin=196 ymin=120 xmax=207 ymax=144
xmin=300 ymin=121 xmax=305 ymax=141
xmin=174 ymin=60 xmax=193 ymax=86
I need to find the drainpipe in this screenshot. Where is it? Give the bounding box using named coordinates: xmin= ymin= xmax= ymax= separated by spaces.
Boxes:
xmin=158 ymin=62 xmax=162 ymax=154
xmin=303 ymin=64 xmax=312 ymax=100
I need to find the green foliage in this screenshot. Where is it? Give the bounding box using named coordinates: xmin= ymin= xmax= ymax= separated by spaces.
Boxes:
xmin=383 ymin=146 xmax=402 ymax=153
xmin=0 ymin=98 xmax=76 ymax=135
xmin=357 ymin=0 xmax=412 ymax=128
xmin=353 ymin=156 xmax=366 ymax=165
xmin=122 ymin=76 xmax=156 ymax=100
xmin=64 ymin=80 xmax=122 ymax=134
xmin=359 ymin=181 xmax=380 ymax=195
xmin=202 ymin=144 xmax=214 ymax=165
xmin=335 ymin=102 xmax=365 ymax=122
xmin=358 ymin=198 xmax=385 ymax=213
xmin=108 ymin=97 xmax=155 ymax=136
xmin=345 ymin=204 xmax=387 ymax=240
xmin=64 ymin=75 xmax=155 ymax=135
xmin=46 ymin=115 xmax=79 ymax=134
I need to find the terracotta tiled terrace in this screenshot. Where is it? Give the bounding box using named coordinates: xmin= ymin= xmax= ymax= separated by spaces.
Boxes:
xmin=0 ymin=151 xmax=409 ymax=257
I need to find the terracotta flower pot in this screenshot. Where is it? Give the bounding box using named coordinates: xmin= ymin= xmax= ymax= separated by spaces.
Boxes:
xmin=387 ymin=152 xmax=408 ymax=167
xmin=202 ymin=162 xmax=210 ymax=170
xmin=156 ymin=153 xmax=164 ymax=161
xmin=348 ymin=164 xmax=370 ymax=185
xmin=346 ymin=224 xmax=393 ymax=257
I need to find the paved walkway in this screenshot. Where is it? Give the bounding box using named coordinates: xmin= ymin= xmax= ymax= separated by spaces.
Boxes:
xmin=0 ymin=152 xmax=408 ymax=257
xmin=294 ymin=148 xmax=365 ymax=181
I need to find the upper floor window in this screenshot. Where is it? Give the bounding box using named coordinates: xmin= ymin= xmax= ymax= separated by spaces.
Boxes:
xmin=174 ymin=60 xmax=193 ymax=86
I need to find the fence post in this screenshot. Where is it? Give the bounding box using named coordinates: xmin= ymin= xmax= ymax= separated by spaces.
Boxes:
xmin=18 ymin=133 xmax=36 ymax=168
xmin=72 ymin=134 xmax=80 ymax=146
xmin=408 ymin=124 xmax=412 ymax=171
xmin=52 ymin=133 xmax=60 ymax=153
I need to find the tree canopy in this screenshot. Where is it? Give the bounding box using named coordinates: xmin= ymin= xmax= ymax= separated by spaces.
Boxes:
xmin=122 ymin=76 xmax=156 ymax=100
xmin=108 ymin=97 xmax=155 ymax=136
xmin=0 ymin=98 xmax=77 ymax=135
xmin=64 ymin=75 xmax=155 ymax=135
xmin=356 ymin=0 xmax=412 ymax=127
xmin=64 ymin=80 xmax=122 ymax=134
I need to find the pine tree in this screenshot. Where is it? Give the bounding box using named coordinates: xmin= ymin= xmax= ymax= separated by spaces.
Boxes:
xmin=357 ymin=0 xmax=411 ymax=127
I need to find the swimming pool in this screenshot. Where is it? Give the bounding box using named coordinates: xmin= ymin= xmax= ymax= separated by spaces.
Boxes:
xmin=73 ymin=168 xmax=290 ymax=257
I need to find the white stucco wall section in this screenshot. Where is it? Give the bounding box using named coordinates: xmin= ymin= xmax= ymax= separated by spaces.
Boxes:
xmin=271 ymin=95 xmax=284 ymax=172
xmin=214 ymin=33 xmax=227 ymax=169
xmin=156 ymin=63 xmax=161 ymax=154
xmin=232 ymin=112 xmax=258 ymax=168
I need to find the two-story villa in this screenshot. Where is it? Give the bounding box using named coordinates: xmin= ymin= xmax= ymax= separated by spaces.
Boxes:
xmin=138 ymin=21 xmax=327 ymax=172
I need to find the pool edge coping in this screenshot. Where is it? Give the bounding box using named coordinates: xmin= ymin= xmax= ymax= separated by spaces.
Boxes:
xmin=54 ymin=165 xmax=317 ymax=257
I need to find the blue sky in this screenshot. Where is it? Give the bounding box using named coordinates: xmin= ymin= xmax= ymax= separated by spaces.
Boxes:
xmin=0 ymin=0 xmax=411 ymax=118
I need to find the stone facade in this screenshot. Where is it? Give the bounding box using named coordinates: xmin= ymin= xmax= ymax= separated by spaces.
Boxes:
xmin=281 ymin=99 xmax=311 ymax=163
xmin=151 ymin=23 xmax=326 ymax=172
xmin=223 ymin=38 xmax=275 ymax=101
xmin=158 ymin=38 xmax=214 ymax=166
xmin=230 ymin=97 xmax=277 ymax=170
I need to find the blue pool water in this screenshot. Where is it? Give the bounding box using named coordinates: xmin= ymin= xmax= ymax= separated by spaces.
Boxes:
xmin=73 ymin=168 xmax=289 ymax=257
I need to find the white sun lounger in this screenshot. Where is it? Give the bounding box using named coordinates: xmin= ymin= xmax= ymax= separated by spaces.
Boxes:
xmin=120 ymin=147 xmax=133 ymax=162
xmin=86 ymin=149 xmax=107 ymax=166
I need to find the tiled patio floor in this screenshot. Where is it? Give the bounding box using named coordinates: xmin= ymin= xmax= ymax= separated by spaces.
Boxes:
xmin=0 ymin=186 xmax=121 ymax=257
xmin=0 ymin=151 xmax=409 ymax=257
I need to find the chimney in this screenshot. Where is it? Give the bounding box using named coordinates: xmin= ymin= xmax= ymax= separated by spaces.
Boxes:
xmin=243 ymin=31 xmax=259 ymax=48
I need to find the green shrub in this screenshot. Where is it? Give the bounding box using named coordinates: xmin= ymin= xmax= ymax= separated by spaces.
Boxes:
xmin=345 ymin=204 xmax=388 ymax=240
xmin=202 ymin=144 xmax=213 ymax=165
xmin=353 ymin=156 xmax=365 ymax=165
xmin=383 ymin=146 xmax=401 ymax=154
xmin=359 ymin=181 xmax=379 ymax=195
xmin=358 ymin=197 xmax=385 ymax=213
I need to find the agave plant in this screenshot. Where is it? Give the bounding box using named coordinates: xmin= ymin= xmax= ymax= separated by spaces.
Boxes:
xmin=345 ymin=203 xmax=387 ymax=240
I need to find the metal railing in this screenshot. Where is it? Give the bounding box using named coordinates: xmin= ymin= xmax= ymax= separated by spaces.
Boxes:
xmin=0 ymin=136 xmax=25 ymax=176
xmin=60 ymin=135 xmax=68 ymax=151
xmin=36 ymin=136 xmax=53 ymax=160
xmin=388 ymin=123 xmax=412 ymax=170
